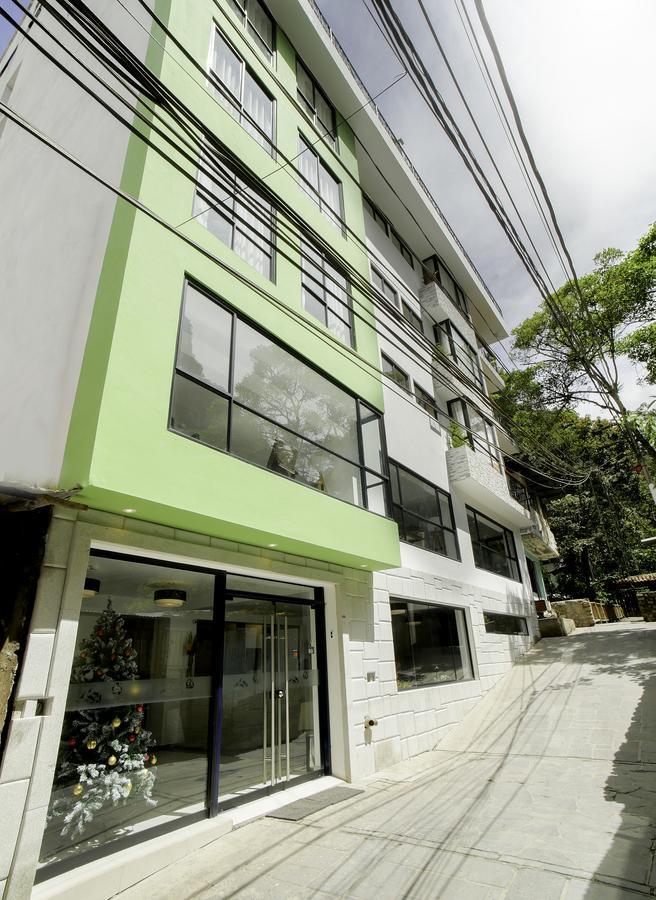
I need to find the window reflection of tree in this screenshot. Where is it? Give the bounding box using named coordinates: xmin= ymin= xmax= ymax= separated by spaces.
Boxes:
xmin=234 ymin=341 xmax=358 ymax=487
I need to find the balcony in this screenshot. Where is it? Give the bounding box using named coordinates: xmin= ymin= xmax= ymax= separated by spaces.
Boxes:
xmin=446 ymin=444 xmax=531 ymax=528
xmin=521 ymin=505 xmax=559 ymax=560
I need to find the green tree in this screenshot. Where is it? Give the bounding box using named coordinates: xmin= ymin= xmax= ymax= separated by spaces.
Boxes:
xmin=498 ymin=371 xmax=656 ymax=597
xmin=510 ymin=222 xmax=656 ymax=499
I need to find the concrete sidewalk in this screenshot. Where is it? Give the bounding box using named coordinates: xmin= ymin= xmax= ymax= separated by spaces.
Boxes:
xmin=117 ymin=621 xmax=656 ymax=900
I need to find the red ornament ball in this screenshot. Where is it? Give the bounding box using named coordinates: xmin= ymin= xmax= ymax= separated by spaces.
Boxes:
xmin=96 ymin=628 xmax=105 ymax=637
xmin=144 ymin=753 xmax=149 ymax=762
xmin=67 ymin=737 xmax=77 ymax=747
xmin=136 ymin=705 xmax=144 ymax=714
xmin=128 ymin=734 xmax=136 ymax=743
xmin=111 ymin=653 xmax=117 ymax=661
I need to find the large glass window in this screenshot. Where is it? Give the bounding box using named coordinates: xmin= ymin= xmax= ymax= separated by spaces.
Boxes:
xmin=389 ymin=461 xmax=460 ymax=560
xmin=371 ymin=265 xmax=399 ymax=308
xmin=194 ymin=156 xmax=274 ymax=279
xmin=39 ymin=554 xmax=216 ymax=868
xmin=422 ymin=254 xmax=470 ymax=319
xmin=467 ymin=507 xmax=522 ymax=581
xmin=297 ymin=134 xmax=343 ymax=229
xmin=211 ymin=29 xmax=274 ymax=154
xmin=228 ymin=0 xmax=274 ymax=61
xmin=391 ymin=600 xmax=473 ymax=689
xmin=381 ymin=353 xmax=410 ymax=392
xmin=414 ymin=383 xmax=438 ymax=421
xmin=435 ymin=321 xmax=484 ymax=390
xmin=170 ymin=282 xmax=388 ymax=511
xmin=484 ymin=612 xmax=528 ymax=635
xmin=402 ymin=300 xmax=423 ymax=334
xmin=363 ymin=194 xmax=414 ymax=268
xmin=301 ymin=240 xmax=353 ymax=345
xmin=448 ymin=398 xmax=500 ymax=470
xmin=297 ymin=59 xmax=337 ymax=147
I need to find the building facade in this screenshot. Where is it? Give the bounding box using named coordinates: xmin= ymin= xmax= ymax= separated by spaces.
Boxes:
xmin=0 ymin=1 xmax=555 ymax=896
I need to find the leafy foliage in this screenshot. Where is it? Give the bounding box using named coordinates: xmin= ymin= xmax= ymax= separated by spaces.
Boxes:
xmin=510 ymin=222 xmax=656 ymax=468
xmin=498 ymin=371 xmax=656 ymax=598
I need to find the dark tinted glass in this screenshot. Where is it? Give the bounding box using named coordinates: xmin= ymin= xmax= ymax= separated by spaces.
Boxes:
xmin=391 ymin=600 xmax=472 ymax=689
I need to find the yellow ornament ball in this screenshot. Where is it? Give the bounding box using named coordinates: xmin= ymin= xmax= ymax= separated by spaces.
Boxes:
xmin=150 ymin=754 xmax=158 ymax=765
xmin=125 ymin=780 xmax=133 ymax=796
xmin=107 ymin=755 xmax=117 ymax=766
xmin=73 ymin=783 xmax=84 ymax=796
xmin=86 ymin=739 xmax=97 ymax=750
xmin=111 ymin=717 xmax=121 ymax=729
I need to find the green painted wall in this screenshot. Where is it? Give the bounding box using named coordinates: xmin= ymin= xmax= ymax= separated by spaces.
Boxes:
xmin=61 ymin=0 xmax=400 ymax=570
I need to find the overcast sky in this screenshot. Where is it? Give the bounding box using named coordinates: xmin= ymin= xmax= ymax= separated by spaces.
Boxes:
xmin=2 ymin=1 xmax=654 ymax=407
xmin=315 ymin=0 xmax=656 ymax=409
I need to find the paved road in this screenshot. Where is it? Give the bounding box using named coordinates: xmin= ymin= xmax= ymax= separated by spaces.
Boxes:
xmin=119 ymin=621 xmax=656 ymax=899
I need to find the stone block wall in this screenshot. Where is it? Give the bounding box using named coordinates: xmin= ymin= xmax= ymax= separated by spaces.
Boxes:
xmin=342 ymin=566 xmax=539 ymax=779
xmin=638 ymin=591 xmax=656 ymax=622
xmin=551 ymin=599 xmax=595 ymax=627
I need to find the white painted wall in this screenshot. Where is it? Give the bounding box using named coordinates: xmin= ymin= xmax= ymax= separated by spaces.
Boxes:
xmin=0 ymin=1 xmax=150 ymax=489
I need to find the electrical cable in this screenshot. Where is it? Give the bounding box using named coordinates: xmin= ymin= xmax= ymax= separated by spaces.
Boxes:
xmin=0 ymin=97 xmax=589 ymax=489
xmin=0 ymin=2 xmax=590 ymax=483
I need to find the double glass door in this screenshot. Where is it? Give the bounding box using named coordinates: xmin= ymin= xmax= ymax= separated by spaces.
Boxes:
xmin=39 ymin=556 xmax=327 ymax=877
xmin=219 ymin=596 xmax=324 ymax=804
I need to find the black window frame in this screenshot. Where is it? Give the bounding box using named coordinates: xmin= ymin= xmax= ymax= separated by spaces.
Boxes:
xmin=301 ymin=239 xmax=354 ymax=347
xmin=169 ymin=280 xmax=389 ymax=514
xmin=296 ymin=57 xmax=338 ymax=149
xmin=402 ymin=300 xmax=423 ymax=334
xmin=194 ymin=151 xmax=276 ymax=281
xmin=297 ymin=132 xmax=345 ymax=231
xmin=362 ymin=193 xmax=414 ymax=268
xmin=422 ymin=254 xmax=470 ymax=320
xmin=435 ymin=320 xmax=484 ymax=390
xmin=390 ymin=598 xmax=473 ymax=690
xmin=381 ymin=353 xmax=410 ymax=392
xmin=467 ymin=506 xmax=522 ymax=582
xmin=414 ymin=383 xmax=438 ymax=421
xmin=389 ymin=461 xmax=460 ymax=561
xmin=447 ymin=397 xmax=500 ymax=469
xmin=227 ymin=0 xmax=275 ymax=63
xmin=483 ymin=612 xmax=528 ymax=635
xmin=371 ymin=265 xmax=400 ymax=309
xmin=210 ymin=26 xmax=276 ymax=157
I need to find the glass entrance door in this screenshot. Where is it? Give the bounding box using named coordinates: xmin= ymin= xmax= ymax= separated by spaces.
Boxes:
xmin=219 ymin=597 xmax=323 ymax=805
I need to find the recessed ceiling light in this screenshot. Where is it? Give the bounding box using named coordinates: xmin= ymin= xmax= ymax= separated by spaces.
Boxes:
xmin=268 ymin=543 xmax=277 ymax=548
xmin=153 ymin=589 xmax=187 ymax=609
xmin=122 ymin=508 xmax=137 ymax=514
xmin=360 ymin=564 xmax=368 ymax=568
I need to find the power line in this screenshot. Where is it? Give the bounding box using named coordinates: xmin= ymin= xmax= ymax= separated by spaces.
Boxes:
xmin=0 ymin=98 xmax=588 ymax=489
xmin=0 ymin=1 xmax=590 ymax=483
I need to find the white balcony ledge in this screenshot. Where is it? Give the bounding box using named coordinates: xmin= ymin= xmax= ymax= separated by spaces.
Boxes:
xmin=446 ymin=444 xmax=531 ymax=528
xmin=479 ymin=352 xmax=505 ymax=392
xmin=521 ymin=509 xmax=559 ymax=560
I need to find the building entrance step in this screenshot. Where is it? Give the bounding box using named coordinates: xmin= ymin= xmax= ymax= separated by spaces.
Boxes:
xmin=266 ymin=785 xmax=364 ymax=820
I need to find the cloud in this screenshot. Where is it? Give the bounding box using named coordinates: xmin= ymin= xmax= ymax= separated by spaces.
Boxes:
xmin=316 ymin=0 xmax=656 ymax=411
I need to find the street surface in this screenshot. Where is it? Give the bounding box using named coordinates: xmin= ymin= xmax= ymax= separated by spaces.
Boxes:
xmin=119 ymin=621 xmax=656 ymax=899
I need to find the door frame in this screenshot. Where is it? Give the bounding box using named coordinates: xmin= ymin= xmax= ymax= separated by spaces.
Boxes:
xmin=212 ymin=583 xmax=331 ymax=813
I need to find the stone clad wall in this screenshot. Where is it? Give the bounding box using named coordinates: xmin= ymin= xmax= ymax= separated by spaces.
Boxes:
xmin=638 ymin=591 xmax=656 ymax=622
xmin=551 ymin=600 xmax=595 ymax=627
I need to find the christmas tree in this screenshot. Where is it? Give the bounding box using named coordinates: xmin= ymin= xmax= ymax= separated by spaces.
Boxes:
xmin=50 ymin=600 xmax=157 ymax=839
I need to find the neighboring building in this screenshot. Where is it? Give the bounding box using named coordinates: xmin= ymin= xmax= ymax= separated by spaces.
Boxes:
xmin=0 ymin=1 xmax=553 ymax=896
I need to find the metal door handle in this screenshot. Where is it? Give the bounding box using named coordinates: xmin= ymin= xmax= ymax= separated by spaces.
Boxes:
xmin=275 ymin=689 xmax=285 ymax=699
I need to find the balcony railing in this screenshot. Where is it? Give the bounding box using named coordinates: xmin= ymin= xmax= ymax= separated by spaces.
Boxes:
xmin=506 ymin=472 xmax=531 ymax=510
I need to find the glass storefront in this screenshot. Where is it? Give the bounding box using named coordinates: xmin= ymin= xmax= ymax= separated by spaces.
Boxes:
xmin=38 ymin=554 xmax=327 ymax=874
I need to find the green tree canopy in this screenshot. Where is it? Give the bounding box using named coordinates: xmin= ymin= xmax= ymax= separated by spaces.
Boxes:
xmin=509 ymin=222 xmax=656 ymax=479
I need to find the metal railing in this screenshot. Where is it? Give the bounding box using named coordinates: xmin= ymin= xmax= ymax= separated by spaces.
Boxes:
xmin=305 ymin=0 xmax=504 ymax=318
xmin=506 ymin=472 xmax=531 ymax=510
